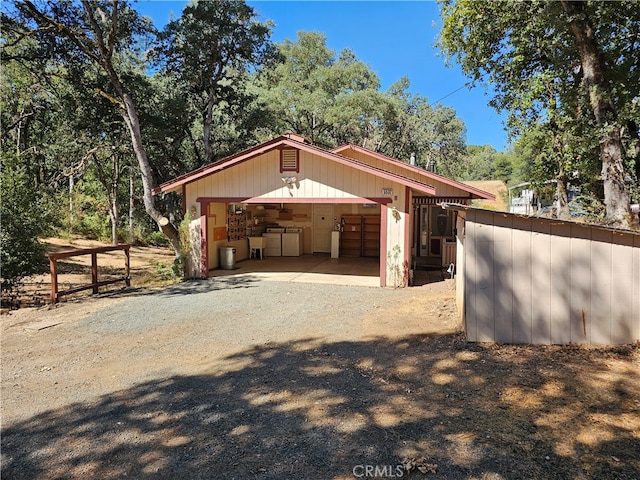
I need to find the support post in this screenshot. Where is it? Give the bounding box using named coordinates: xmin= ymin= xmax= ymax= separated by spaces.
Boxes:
xmin=124 ymin=247 xmax=131 ymax=287
xmin=50 ymin=257 xmax=59 ymax=304
xmin=91 ymin=253 xmax=98 ymax=294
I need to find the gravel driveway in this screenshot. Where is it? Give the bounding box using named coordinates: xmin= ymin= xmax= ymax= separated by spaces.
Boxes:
xmin=2 ymin=278 xmax=639 ymax=479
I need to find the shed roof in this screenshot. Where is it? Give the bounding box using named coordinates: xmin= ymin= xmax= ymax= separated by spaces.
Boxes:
xmin=442 ymin=203 xmax=640 ymax=236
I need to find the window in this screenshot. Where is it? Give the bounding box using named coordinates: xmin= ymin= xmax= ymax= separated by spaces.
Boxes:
xmin=280 ymin=148 xmax=299 ymax=172
xmin=430 ymin=206 xmax=454 ymax=238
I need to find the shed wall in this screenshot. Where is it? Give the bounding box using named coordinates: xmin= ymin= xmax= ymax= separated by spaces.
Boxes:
xmin=463 ymin=210 xmax=640 ymax=345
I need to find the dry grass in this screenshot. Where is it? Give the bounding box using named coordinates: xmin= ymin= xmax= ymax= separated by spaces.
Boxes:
xmin=464 ymin=180 xmax=509 ymax=211
xmin=2 ymin=236 xmax=177 ymax=308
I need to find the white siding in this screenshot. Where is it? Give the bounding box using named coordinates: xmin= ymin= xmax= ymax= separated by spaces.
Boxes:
xmin=341 ymin=149 xmax=470 ymax=197
xmin=185 ymin=150 xmax=392 ymax=203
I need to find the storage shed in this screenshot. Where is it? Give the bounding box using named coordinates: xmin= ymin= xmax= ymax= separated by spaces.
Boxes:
xmin=445 ymin=204 xmax=640 ymax=345
xmin=152 ymin=134 xmax=494 ymax=287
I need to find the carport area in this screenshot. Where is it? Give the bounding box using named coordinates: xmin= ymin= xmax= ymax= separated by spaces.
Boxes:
xmin=208 ymin=254 xmax=445 ymax=287
xmin=208 ymin=254 xmax=380 ymax=287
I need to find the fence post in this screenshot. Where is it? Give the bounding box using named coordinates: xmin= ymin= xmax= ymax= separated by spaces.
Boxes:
xmin=91 ymin=253 xmax=98 ymax=294
xmin=125 ymin=247 xmax=131 ymax=287
xmin=50 ymin=256 xmax=59 ymax=304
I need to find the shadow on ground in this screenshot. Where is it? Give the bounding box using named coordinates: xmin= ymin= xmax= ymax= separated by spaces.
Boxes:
xmin=2 ymin=335 xmax=638 ymax=479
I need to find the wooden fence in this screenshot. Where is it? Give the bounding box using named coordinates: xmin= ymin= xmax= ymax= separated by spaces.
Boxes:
xmin=48 ymin=245 xmax=130 ymax=304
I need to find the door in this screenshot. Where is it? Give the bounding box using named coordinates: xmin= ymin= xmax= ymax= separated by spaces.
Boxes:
xmin=417 ymin=205 xmax=455 ymax=258
xmin=418 ymin=205 xmax=430 ymax=257
xmin=312 ymin=204 xmax=334 ymax=253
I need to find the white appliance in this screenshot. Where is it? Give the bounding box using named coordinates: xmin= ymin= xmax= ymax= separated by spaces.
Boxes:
xmin=263 ymin=231 xmax=282 ymax=257
xmin=282 ymin=228 xmax=302 ymax=256
xmin=331 ymin=231 xmax=340 ymax=258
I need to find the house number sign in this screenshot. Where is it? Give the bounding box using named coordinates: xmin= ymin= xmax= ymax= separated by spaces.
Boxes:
xmin=382 ymin=188 xmax=393 ymax=195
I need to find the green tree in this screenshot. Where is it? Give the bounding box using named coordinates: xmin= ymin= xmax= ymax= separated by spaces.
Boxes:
xmin=438 ymin=0 xmax=638 ymax=227
xmin=0 ymin=153 xmax=54 ymax=296
xmin=157 ymin=0 xmax=274 ymax=165
xmin=8 ymin=0 xmax=182 ymax=253
xmin=459 ymin=145 xmax=497 ymax=181
xmin=254 ymin=31 xmax=381 ymax=146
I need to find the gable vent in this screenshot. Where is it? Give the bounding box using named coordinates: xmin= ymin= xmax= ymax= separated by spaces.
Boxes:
xmin=280 ymin=148 xmax=299 ymax=172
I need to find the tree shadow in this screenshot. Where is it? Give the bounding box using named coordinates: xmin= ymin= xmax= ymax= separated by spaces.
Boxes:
xmin=2 ymin=335 xmax=638 ymax=479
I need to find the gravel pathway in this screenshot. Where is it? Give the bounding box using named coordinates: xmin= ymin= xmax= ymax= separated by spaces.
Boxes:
xmin=2 ymin=279 xmax=457 ymax=480
xmin=4 ymin=278 xmax=637 ymax=480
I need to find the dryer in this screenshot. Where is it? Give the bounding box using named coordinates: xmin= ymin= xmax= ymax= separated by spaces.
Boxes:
xmin=282 ymin=228 xmax=303 ymax=256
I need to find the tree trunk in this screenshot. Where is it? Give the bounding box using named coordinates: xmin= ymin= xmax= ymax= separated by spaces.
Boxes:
xmin=552 ymin=128 xmax=571 ymax=220
xmin=203 ymin=91 xmax=215 ymax=164
xmin=129 ymin=164 xmax=134 ymax=245
xmin=120 ymin=93 xmax=181 ymax=254
xmin=561 ymin=0 xmax=631 ymax=228
xmin=555 ymin=175 xmax=571 ymax=220
xmin=20 ymin=0 xmax=184 ymax=260
xmin=109 ymin=195 xmax=118 ymax=245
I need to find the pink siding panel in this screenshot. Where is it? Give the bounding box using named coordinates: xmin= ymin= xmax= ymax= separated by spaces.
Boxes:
xmin=512 ymin=217 xmax=533 ymax=343
xmin=530 ymin=220 xmax=551 ymax=344
xmin=549 ymin=223 xmax=572 ymax=344
xmin=474 ymin=212 xmax=495 ymax=343
xmin=569 ymin=225 xmax=592 ymax=344
xmin=590 ymin=228 xmax=613 ymax=345
xmin=493 ymin=214 xmax=514 ymax=343
xmin=464 ymin=215 xmax=478 ymax=341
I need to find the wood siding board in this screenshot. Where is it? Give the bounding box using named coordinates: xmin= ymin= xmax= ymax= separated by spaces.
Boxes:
xmin=610 ymin=234 xmax=635 ymax=344
xmin=380 ymin=205 xmax=387 ymax=286
xmin=464 ymin=215 xmax=478 ymax=341
xmin=456 ymin=215 xmax=466 ymax=323
xmin=493 ymin=214 xmax=514 ymax=343
xmin=549 ymin=223 xmax=572 ymax=344
xmin=569 ymin=225 xmax=593 ymax=344
xmin=512 ymin=217 xmax=533 ymax=343
xmin=634 ymin=234 xmax=640 ymax=341
xmin=474 ymin=213 xmax=496 ymax=342
xmin=590 ymin=228 xmax=613 ymax=345
xmin=313 ymin=153 xmax=321 ymax=197
xmin=531 ymin=220 xmax=552 ymax=344
xmin=320 ymin=155 xmax=329 ymax=197
xmin=328 ymin=157 xmax=336 ymax=197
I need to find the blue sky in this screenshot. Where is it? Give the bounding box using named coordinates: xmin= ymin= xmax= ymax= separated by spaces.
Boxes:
xmin=136 ymin=0 xmax=509 ymax=151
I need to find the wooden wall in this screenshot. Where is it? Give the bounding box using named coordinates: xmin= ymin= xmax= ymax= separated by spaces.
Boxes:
xmin=184 ymin=149 xmax=394 ymax=209
xmin=338 ymin=149 xmax=467 ymax=197
xmin=460 ymin=209 xmax=640 ymax=345
xmin=184 ymin=149 xmax=411 ymax=280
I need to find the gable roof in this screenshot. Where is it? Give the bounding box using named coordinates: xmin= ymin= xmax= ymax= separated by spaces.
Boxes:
xmin=153 ymin=135 xmax=439 ymax=196
xmin=331 ymin=143 xmax=495 ymax=200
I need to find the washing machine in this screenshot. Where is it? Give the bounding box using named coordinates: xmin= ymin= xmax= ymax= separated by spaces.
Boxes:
xmin=282 ymin=228 xmax=303 ymax=256
xmin=263 ymin=228 xmax=283 ymax=257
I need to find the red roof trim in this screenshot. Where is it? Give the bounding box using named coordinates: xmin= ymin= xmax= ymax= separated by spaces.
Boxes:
xmin=195 ymin=196 xmax=393 ymax=205
xmin=152 ymin=136 xmax=286 ymax=194
xmin=153 ymin=136 xmax=437 ymax=196
xmin=331 ymin=143 xmax=495 ymax=200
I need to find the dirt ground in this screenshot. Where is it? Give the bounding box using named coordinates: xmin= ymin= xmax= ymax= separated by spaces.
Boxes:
xmin=0 ymin=237 xmax=177 ymax=309
xmin=1 ymin=239 xmax=639 ymax=479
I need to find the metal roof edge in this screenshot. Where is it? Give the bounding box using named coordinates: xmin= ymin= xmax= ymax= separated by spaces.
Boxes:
xmin=331 ymin=144 xmax=495 ymax=201
xmin=442 ymin=203 xmax=640 ymax=236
